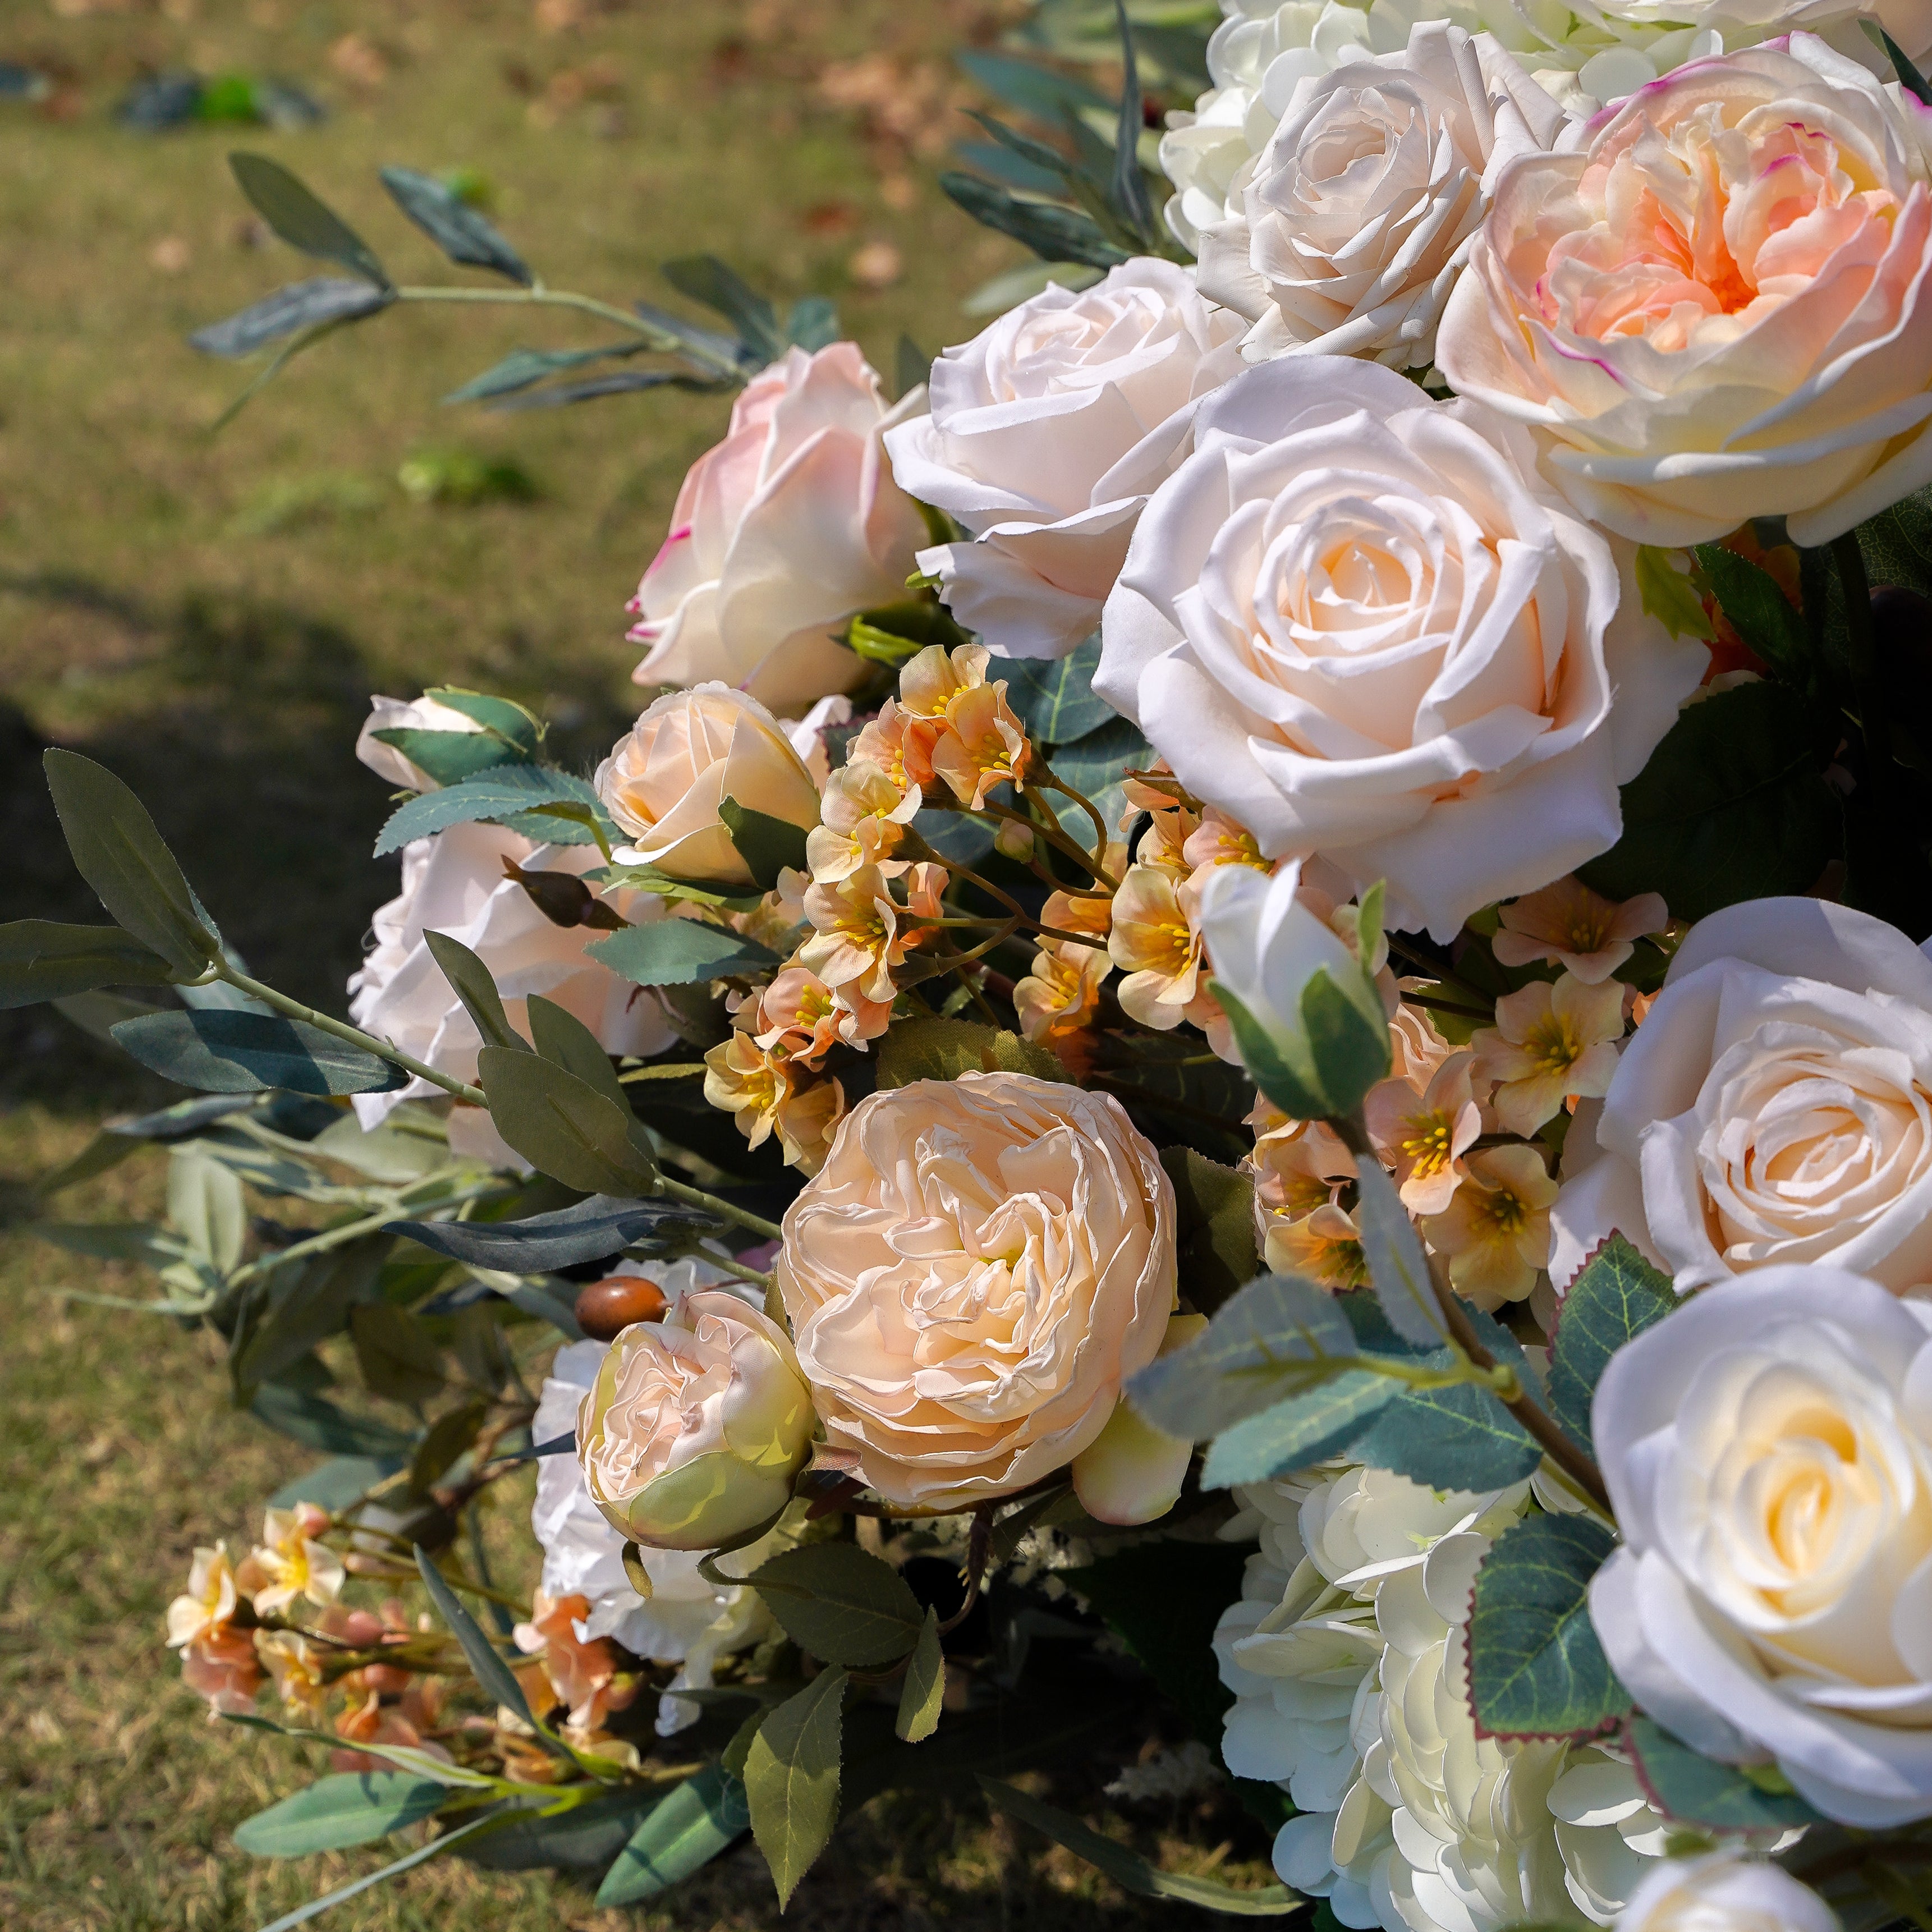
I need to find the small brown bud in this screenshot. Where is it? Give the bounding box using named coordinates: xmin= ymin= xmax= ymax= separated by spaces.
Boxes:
xmin=575 ymin=1275 xmax=669 ymax=1340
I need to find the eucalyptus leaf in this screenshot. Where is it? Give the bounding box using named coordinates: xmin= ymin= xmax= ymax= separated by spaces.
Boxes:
xmin=750 ymin=1543 xmax=925 ymax=1668
xmin=111 ymin=1009 xmax=410 ymax=1096
xmin=1107 ymin=0 xmax=1155 ymax=241
xmin=594 ymin=1765 xmax=751 ymax=1906
xmin=786 ymin=295 xmax=841 ymax=351
xmin=229 ymin=152 xmax=392 ymax=289
xmin=233 ymin=1772 xmax=448 ymax=1857
xmin=268 ymin=1453 xmax=404 ymax=1510
xmin=746 ymin=1667 xmax=848 ymax=1908
xmin=190 ymin=277 xmax=392 ymax=358
xmin=234 ymin=1236 xmax=391 ymax=1397
xmin=585 ymin=919 xmax=779 ymax=988
xmin=379 ymin=165 xmax=531 ymax=284
xmin=0 ymin=919 xmax=179 ymax=1009
xmin=42 ymin=750 xmax=218 ymax=974
xmin=478 ymin=1045 xmax=659 ymax=1197
xmin=168 ymin=1145 xmax=246 ymax=1273
xmin=387 ymin=1194 xmax=714 ymax=1271
xmin=414 ymin=1543 xmax=535 ymax=1728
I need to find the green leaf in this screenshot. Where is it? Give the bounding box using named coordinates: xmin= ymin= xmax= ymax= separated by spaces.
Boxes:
xmin=350 ymin=1302 xmax=446 ymax=1405
xmin=234 ymin=1236 xmax=391 ymax=1398
xmin=410 ymin=1396 xmax=488 ymax=1495
xmin=189 ymin=278 xmax=393 ymax=358
xmin=717 ymin=796 xmax=811 ymax=892
xmin=746 ymin=1668 xmax=848 ymax=1909
xmin=369 ymin=727 xmax=523 ymax=788
xmin=874 ymin=1015 xmax=1069 ymax=1088
xmin=42 ymin=750 xmax=218 ymax=975
xmin=379 ymin=165 xmax=531 ymax=284
xmin=268 ymin=1453 xmax=403 ymax=1510
xmin=386 ymin=1194 xmax=714 ymax=1272
xmin=1864 ymin=16 xmax=1932 ymax=101
xmin=32 ymin=1129 xmax=140 ymax=1197
xmin=1045 ymin=713 xmax=1153 ymax=818
xmin=978 ymin=1779 xmax=1298 ymax=1913
xmin=478 ymin=1044 xmax=659 ymax=1196
xmin=585 ymin=919 xmax=780 ymax=988
xmin=594 ymin=1765 xmax=751 ymax=1906
xmin=895 ymin=333 xmax=930 ymax=400
xmin=1199 ymin=1372 xmax=1397 ymax=1488
xmin=227 ymin=152 xmax=390 ymax=290
xmin=1213 ymin=984 xmax=1328 ymax=1122
xmin=1635 ymin=544 xmax=1716 ymax=642
xmin=421 ymin=930 xmax=527 ymax=1055
xmin=413 ymin=1544 xmax=535 ymax=1728
xmin=662 ymin=254 xmax=785 ymax=364
xmin=1626 ymin=1718 xmax=1823 ymax=1832
xmin=0 ymin=920 xmax=180 ymax=1009
xmin=750 ymin=1543 xmax=925 ymax=1668
xmin=462 ymin=1786 xmax=663 ymax=1872
xmin=1001 ymin=635 xmax=1113 ymax=745
xmin=1353 ymin=1160 xmax=1447 ymax=1348
xmin=250 ymin=1384 xmax=413 ymax=1457
xmin=1578 ymin=680 xmax=1839 ymax=920
xmin=421 ymin=688 xmax=543 ymax=755
xmin=1128 ymin=1270 xmax=1358 ymax=1439
xmin=1546 ymin=1234 xmax=1676 ymax=1456
xmin=110 ymin=1009 xmax=410 ymax=1096
xmin=251 ymin=1809 xmax=502 ymax=1932
xmin=1107 ymin=0 xmax=1155 ymax=241
xmin=937 ymin=172 xmax=1130 ymax=270
xmin=1301 ymin=966 xmax=1394 ymax=1119
xmin=896 ymin=1609 xmax=945 ymax=1744
xmin=954 ymin=49 xmax=1110 ymax=121
xmin=786 ymin=294 xmax=842 ymax=351
xmin=373 ymin=766 xmax=611 ymax=857
xmin=169 ymin=1145 xmax=246 ymax=1273
xmin=1160 ymin=1146 xmax=1259 ymax=1315
xmin=1856 ymin=483 xmax=1932 ymax=594
xmin=233 ymin=1772 xmax=448 ymax=1857
xmin=443 ymin=343 xmax=640 ymax=406
xmin=1467 ymin=1515 xmax=1628 ymax=1741
xmin=1690 ymin=545 xmax=1812 ymax=691
xmin=526 ymin=993 xmax=629 ymax=1108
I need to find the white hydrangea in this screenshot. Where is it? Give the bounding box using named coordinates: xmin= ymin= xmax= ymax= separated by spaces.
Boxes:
xmin=1157 ymin=0 xmax=1910 ymax=254
xmin=1214 ymin=1463 xmax=1670 ymax=1932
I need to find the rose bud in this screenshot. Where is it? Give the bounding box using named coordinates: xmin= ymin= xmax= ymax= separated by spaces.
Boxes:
xmin=577 ymin=1291 xmax=814 ymax=1551
xmin=574 ymin=1274 xmax=670 ymax=1342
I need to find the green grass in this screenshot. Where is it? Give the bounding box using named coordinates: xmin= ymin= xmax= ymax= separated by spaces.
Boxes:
xmin=0 ymin=3 xmax=1277 ymax=1923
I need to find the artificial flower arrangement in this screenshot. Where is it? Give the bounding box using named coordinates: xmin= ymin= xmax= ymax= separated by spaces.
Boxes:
xmin=12 ymin=2 xmax=1932 ymax=1926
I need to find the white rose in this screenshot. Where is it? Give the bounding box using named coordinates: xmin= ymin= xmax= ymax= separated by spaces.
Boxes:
xmin=881 ymin=258 xmax=1245 ymax=661
xmin=628 ymin=342 xmax=929 ymax=714
xmin=1095 ymin=355 xmax=1707 ymax=940
xmin=354 ymin=693 xmax=487 ymax=792
xmin=1589 ymin=1268 xmax=1932 ymax=1827
xmin=1552 ymin=898 xmax=1932 ymax=1296
xmin=347 ymin=821 xmax=675 ymax=1132
xmin=1197 ymin=26 xmax=1563 ymax=370
xmin=1613 ymin=1852 xmax=1839 ymax=1932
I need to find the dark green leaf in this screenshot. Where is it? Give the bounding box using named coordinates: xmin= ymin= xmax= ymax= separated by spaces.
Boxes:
xmin=464 ymin=1786 xmax=663 ymax=1871
xmin=31 ymin=1129 xmax=139 ymax=1197
xmin=110 ymin=1009 xmax=410 ymax=1096
xmin=1856 ymin=484 xmax=1932 ymax=595
xmin=190 ymin=277 xmax=393 ymax=357
xmin=351 ymin=1302 xmax=446 ymax=1405
xmin=956 ymin=135 xmax=1070 ymax=197
xmin=874 ymin=1015 xmax=1068 ymax=1088
xmin=911 ymin=809 xmax=998 ymax=868
xmin=746 ymin=1668 xmax=848 ymax=1908
xmin=1691 ymin=545 xmax=1813 ymax=691
xmin=1300 ymin=966 xmax=1395 ymax=1121
xmin=478 ymin=1045 xmax=659 ymax=1195
xmin=1199 ymin=1372 xmax=1397 ymax=1488
xmin=442 ymin=343 xmax=639 ymax=406
xmin=595 ymin=1765 xmax=751 ymax=1906
xmin=1001 ymin=635 xmax=1113 ymax=745
xmin=1160 ymin=1146 xmax=1258 ymax=1314
xmin=750 ymin=1543 xmax=925 ymax=1668
xmin=379 ymin=165 xmax=531 ymax=284
xmin=0 ymin=920 xmax=178 ymax=1009
xmin=413 ymin=1543 xmax=535 ymax=1728
xmin=250 ymin=1384 xmax=412 ymax=1457
xmin=252 ymin=1810 xmax=502 ymax=1932
xmin=1467 ymin=1515 xmax=1628 ymax=1740
xmin=410 ymin=1397 xmax=488 ymax=1495
xmin=229 ymin=152 xmax=392 ymax=289
xmin=1127 ymin=1270 xmax=1357 ymax=1439
xmin=633 ymin=299 xmax=745 ymax=370
xmin=786 ymin=295 xmax=841 ymax=351
xmin=896 ymin=1610 xmax=945 ymax=1744
xmin=488 ymin=369 xmax=728 ymax=412
xmin=661 ymin=255 xmax=786 ymax=364
xmin=1044 ymin=712 xmax=1151 ymax=810
xmin=421 ymin=689 xmax=543 ymax=755
xmin=1546 ymin=1234 xmax=1676 ymax=1455
xmin=1090 ymin=1027 xmax=1253 ymax=1162
xmin=1577 ymin=680 xmax=1839 ymax=920
xmin=234 ymin=1236 xmax=391 ymax=1397
xmin=1108 ymin=0 xmax=1155 ymax=241
xmin=1626 ymin=1718 xmax=1823 ymax=1832
xmin=268 ymin=1453 xmax=403 ymax=1511
xmin=233 ymin=1772 xmax=448 ymax=1856
xmin=584 ymin=919 xmax=780 ymax=988
xmin=422 ymin=930 xmax=527 ymax=1055
xmin=43 ymin=749 xmax=218 ymax=974
xmin=108 ymin=1093 xmax=259 ymax=1141
xmin=526 ymin=993 xmax=629 ymax=1108
xmin=894 ymin=334 xmax=931 ymax=400
xmin=937 ymin=173 xmax=1130 ymax=270
xmin=718 ymin=796 xmax=810 ymax=892
xmin=1864 ymin=17 xmax=1932 ymax=101
xmin=954 ymin=49 xmax=1110 ymax=120
xmin=978 ymin=1779 xmax=1297 ymax=1913
xmin=369 ymin=727 xmax=523 ymax=787
xmin=373 ymin=766 xmax=610 ymax=857
xmin=386 ymin=1194 xmax=714 ymax=1272
xmin=1354 ymin=1160 xmax=1446 ymax=1347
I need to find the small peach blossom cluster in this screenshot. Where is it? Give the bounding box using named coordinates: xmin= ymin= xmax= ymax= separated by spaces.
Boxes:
xmin=1245 ymin=875 xmax=1669 ymax=1311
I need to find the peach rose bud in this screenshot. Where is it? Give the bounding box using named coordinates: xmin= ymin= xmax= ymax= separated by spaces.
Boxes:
xmin=1072 ymin=1313 xmax=1205 ymax=1526
xmin=595 ymin=683 xmax=822 ymax=887
xmin=576 ymin=1291 xmax=815 ymax=1552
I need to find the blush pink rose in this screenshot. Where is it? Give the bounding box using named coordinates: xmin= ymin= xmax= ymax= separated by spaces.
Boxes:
xmin=1435 ymin=34 xmax=1932 ymax=545
xmin=628 ymin=343 xmax=929 ymax=714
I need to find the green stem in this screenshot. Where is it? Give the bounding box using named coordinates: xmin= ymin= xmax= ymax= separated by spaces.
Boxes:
xmin=657 ymin=1176 xmax=783 ymax=1243
xmin=393 ymin=284 xmax=746 ymax=381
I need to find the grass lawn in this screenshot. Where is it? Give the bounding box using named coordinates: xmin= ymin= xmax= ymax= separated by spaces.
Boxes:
xmin=0 ymin=3 xmax=1277 ymax=1924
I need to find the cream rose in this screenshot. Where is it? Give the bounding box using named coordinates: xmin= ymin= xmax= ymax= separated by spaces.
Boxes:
xmin=595 ymin=683 xmax=822 ymax=887
xmin=1197 ymin=26 xmax=1563 ymax=370
xmin=1095 ymin=355 xmax=1707 ymax=939
xmin=577 ymin=1291 xmax=815 ymax=1552
xmin=1552 ymin=898 xmax=1932 ymax=1296
xmin=627 ymin=342 xmax=928 ymax=714
xmin=1435 ymin=35 xmax=1932 ymax=547
xmin=1589 ymin=1268 xmax=1932 ymax=1827
xmin=347 ymin=820 xmax=675 ymax=1136
xmin=881 ymin=259 xmax=1245 ymax=660
xmin=1613 ymin=1853 xmax=1839 ymax=1932
xmin=774 ymin=1071 xmax=1177 ymax=1510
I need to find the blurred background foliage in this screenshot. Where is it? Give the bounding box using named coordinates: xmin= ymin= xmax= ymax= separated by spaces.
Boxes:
xmin=0 ymin=1 xmax=1264 ymax=1925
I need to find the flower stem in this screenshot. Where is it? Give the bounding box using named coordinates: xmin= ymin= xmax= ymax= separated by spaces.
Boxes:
xmin=392 ymin=284 xmax=746 ymax=381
